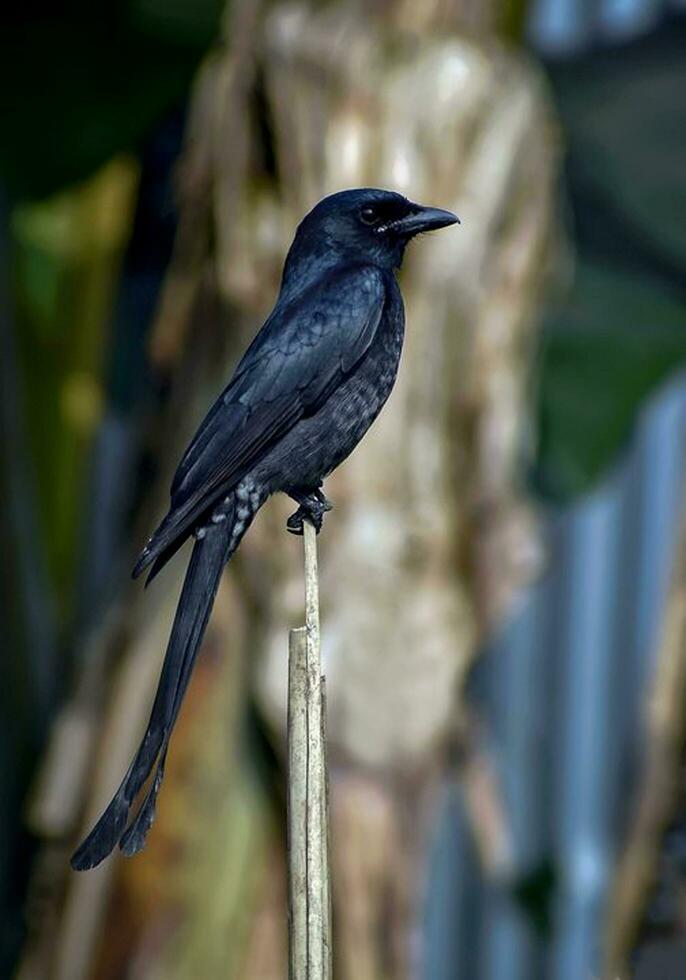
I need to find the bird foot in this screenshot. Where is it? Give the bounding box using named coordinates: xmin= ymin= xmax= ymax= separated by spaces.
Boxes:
xmin=286 ymin=490 xmax=333 ymax=535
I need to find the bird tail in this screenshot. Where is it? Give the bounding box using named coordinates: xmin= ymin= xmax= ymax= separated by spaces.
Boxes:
xmin=71 ymin=491 xmax=257 ymax=871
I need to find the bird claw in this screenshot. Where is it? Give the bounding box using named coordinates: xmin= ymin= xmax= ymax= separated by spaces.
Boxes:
xmin=286 ymin=490 xmax=333 ymax=535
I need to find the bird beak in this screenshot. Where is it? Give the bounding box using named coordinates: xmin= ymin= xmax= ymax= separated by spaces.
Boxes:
xmin=393 ymin=204 xmax=460 ymax=236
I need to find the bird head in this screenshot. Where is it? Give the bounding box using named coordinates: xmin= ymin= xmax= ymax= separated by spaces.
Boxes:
xmin=284 ymin=188 xmax=459 ymax=282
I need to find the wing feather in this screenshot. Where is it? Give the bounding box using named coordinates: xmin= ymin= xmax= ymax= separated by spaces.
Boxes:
xmin=134 ymin=265 xmax=386 ymax=578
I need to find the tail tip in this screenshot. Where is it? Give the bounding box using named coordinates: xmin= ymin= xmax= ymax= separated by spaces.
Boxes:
xmin=70 ymin=794 xmax=130 ymax=872
xmin=132 ymin=549 xmax=150 ymax=580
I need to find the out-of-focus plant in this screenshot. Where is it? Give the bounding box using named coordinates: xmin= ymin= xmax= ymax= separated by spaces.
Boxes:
xmin=0 ymin=2 xmax=222 ymax=200
xmin=12 ymin=158 xmax=138 ymax=618
xmin=534 ymin=26 xmax=686 ymax=500
xmin=1 ymin=4 xmax=224 ymax=975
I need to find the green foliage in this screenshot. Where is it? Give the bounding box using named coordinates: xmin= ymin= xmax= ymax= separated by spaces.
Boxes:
xmin=0 ymin=1 xmax=223 ymax=201
xmin=535 ymin=262 xmax=686 ymax=501
xmin=12 ymin=160 xmax=139 ymax=619
xmin=547 ymin=27 xmax=686 ymax=276
xmin=2 ymin=1 xmax=223 ymax=619
xmin=533 ymin=24 xmax=686 ymax=502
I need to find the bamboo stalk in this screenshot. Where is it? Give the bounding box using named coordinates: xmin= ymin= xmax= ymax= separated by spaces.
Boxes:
xmin=287 ymin=520 xmax=331 ymax=980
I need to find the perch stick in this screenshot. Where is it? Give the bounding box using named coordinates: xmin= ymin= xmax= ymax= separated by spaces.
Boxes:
xmin=288 ymin=520 xmax=331 ymax=980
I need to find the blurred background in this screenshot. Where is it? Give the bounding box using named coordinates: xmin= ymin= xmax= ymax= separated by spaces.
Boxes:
xmin=2 ymin=1 xmax=686 ymax=978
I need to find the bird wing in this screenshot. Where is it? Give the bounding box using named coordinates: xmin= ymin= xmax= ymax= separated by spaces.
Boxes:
xmin=134 ymin=265 xmax=386 ymax=579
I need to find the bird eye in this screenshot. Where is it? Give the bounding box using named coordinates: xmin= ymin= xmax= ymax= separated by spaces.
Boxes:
xmin=359 ymin=205 xmax=380 ymax=226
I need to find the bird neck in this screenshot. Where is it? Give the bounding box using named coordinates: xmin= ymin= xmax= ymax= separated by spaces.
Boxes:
xmin=279 ymin=244 xmax=341 ymax=303
xmin=279 ymin=235 xmax=403 ymax=303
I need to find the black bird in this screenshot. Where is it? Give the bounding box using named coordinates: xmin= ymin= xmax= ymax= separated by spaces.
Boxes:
xmin=71 ymin=187 xmax=458 ymax=870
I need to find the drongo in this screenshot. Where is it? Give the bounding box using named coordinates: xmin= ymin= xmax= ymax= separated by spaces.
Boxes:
xmin=71 ymin=187 xmax=458 ymax=870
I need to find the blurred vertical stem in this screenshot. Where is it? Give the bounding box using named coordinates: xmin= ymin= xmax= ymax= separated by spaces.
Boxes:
xmin=0 ymin=185 xmax=57 ymax=734
xmin=604 ymin=495 xmax=686 ymax=978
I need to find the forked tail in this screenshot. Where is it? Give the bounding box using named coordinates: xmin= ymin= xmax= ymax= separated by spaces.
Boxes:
xmin=71 ymin=492 xmax=253 ymax=870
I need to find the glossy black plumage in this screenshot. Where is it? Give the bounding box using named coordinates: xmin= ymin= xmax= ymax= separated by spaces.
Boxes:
xmin=71 ymin=188 xmax=458 ymax=870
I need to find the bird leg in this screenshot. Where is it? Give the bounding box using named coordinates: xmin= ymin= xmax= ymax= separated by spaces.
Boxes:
xmin=286 ymin=487 xmax=333 ymax=535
